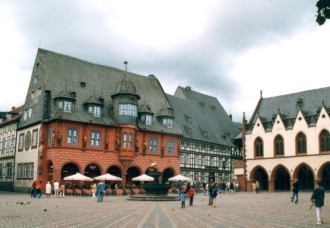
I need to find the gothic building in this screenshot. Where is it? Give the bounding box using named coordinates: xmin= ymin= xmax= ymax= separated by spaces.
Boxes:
xmin=14 ymin=49 xmax=182 ymax=192
xmin=235 ymin=89 xmax=330 ymax=192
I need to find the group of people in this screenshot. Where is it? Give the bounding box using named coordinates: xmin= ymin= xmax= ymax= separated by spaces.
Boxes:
xmin=31 ymin=180 xmax=65 ymax=198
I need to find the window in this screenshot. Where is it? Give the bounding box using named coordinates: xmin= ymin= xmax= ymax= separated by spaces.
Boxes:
xmin=6 ymin=135 xmax=10 ymax=152
xmin=68 ymin=129 xmax=78 ymax=145
xmin=88 ymin=105 xmax=102 ymax=117
xmin=162 ymin=118 xmax=174 ymax=128
xmin=119 ymin=104 xmax=137 ymax=116
xmin=274 ymin=135 xmax=284 ymax=156
xmin=17 ymin=164 xmax=22 ymax=179
xmin=6 ymin=162 xmax=13 ymax=177
xmin=320 ymin=130 xmax=330 ymax=152
xmin=11 ymin=134 xmax=15 ymax=152
xmin=91 ymin=131 xmax=100 ymax=147
xmin=0 ymin=138 xmax=2 ymax=153
xmin=32 ymin=129 xmax=38 ymax=149
xmin=146 ymin=115 xmax=152 ymax=125
xmin=122 ymin=133 xmax=132 ymax=149
xmin=28 ymin=108 xmax=32 ymax=118
xmin=296 ymin=132 xmax=307 ymax=154
xmin=149 ymin=138 xmax=158 ymax=152
xmin=47 ymin=128 xmax=53 ymax=146
xmin=57 ymin=100 xmax=74 ymax=113
xmin=17 ymin=163 xmax=34 ymax=179
xmin=254 ymin=137 xmax=263 ymax=157
xmin=18 ymin=133 xmax=24 ymax=152
xmin=167 ymin=140 xmax=174 ymax=154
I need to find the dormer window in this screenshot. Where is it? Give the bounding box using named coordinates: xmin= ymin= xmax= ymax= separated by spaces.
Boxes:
xmin=141 ymin=114 xmax=153 ymax=125
xmin=57 ymin=100 xmax=74 ymax=113
xmin=88 ymin=105 xmax=102 ymax=117
xmin=162 ymin=118 xmax=174 ymax=128
xmin=119 ymin=104 xmax=137 ymax=117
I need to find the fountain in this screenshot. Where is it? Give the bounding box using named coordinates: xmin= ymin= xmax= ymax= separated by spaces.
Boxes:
xmin=127 ymin=167 xmax=179 ymax=201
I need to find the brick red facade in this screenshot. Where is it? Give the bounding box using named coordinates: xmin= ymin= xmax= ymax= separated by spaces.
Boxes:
xmin=38 ymin=120 xmax=180 ymax=186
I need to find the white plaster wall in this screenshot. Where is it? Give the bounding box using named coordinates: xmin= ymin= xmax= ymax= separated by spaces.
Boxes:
xmin=14 ymin=124 xmax=41 ymax=191
xmin=245 ymin=107 xmax=330 ymax=181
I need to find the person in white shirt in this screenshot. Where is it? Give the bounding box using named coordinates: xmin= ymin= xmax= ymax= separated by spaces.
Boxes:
xmin=53 ymin=180 xmax=60 ymax=197
xmin=46 ymin=182 xmax=52 ymax=198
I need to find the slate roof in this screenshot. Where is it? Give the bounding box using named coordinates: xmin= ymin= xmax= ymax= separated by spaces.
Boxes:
xmin=19 ymin=49 xmax=182 ymax=135
xmin=249 ymin=86 xmax=330 ymax=125
xmin=167 ymin=86 xmax=240 ymax=146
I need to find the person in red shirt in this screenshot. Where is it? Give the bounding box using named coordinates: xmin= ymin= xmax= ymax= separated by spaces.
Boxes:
xmin=188 ymin=186 xmax=195 ymax=206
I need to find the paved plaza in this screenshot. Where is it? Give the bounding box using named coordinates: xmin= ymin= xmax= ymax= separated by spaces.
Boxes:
xmin=0 ymin=191 xmax=329 ymax=227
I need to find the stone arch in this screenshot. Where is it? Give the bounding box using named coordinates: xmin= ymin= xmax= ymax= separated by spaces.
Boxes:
xmin=317 ymin=162 xmax=330 ymax=190
xmin=162 ymin=167 xmax=175 ymax=184
xmin=84 ymin=163 xmax=101 ymax=178
xmin=271 ymin=164 xmax=291 ymax=191
xmin=250 ymin=165 xmax=269 ymax=191
xmin=61 ymin=163 xmax=80 ymax=179
xmin=106 ymin=166 xmax=122 ymax=178
xmin=292 ymin=163 xmax=315 ymax=191
xmin=126 ymin=166 xmax=141 ymax=184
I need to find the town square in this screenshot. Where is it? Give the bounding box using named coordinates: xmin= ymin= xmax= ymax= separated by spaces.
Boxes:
xmin=0 ymin=191 xmax=328 ymax=227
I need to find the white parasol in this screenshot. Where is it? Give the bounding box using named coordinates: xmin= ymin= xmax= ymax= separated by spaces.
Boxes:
xmin=132 ymin=174 xmax=154 ymax=182
xmin=93 ymin=173 xmax=122 ymax=181
xmin=63 ymin=172 xmax=93 ymax=181
xmin=168 ymin=174 xmax=191 ymax=182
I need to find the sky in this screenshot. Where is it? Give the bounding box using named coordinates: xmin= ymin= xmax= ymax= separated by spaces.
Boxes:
xmin=1 ymin=0 xmax=330 ymax=122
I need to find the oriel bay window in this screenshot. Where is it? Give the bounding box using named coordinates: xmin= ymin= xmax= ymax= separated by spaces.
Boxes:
xmin=122 ymin=133 xmax=132 ymax=149
xmin=119 ymin=104 xmax=137 ymax=116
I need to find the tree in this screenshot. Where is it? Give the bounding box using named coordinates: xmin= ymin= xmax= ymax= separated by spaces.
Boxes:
xmin=316 ymin=0 xmax=330 ymax=25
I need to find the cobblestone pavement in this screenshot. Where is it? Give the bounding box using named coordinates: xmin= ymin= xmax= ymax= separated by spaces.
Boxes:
xmin=0 ymin=191 xmax=329 ymax=228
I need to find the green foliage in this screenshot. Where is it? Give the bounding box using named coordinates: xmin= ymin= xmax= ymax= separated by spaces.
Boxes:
xmin=316 ymin=0 xmax=330 ymax=25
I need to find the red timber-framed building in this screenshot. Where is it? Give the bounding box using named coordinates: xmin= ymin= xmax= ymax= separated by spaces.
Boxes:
xmin=15 ymin=49 xmax=182 ymax=192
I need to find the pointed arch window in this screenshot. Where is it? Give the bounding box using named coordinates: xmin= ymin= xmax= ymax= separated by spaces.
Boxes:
xmin=320 ymin=130 xmax=330 ymax=152
xmin=254 ymin=137 xmax=263 ymax=157
xmin=296 ymin=132 xmax=307 ymax=154
xmin=274 ymin=135 xmax=284 ymax=156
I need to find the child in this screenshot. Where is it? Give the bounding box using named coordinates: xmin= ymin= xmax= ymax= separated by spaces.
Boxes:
xmin=188 ymin=187 xmax=195 ymax=206
xmin=179 ymin=191 xmax=187 ymax=208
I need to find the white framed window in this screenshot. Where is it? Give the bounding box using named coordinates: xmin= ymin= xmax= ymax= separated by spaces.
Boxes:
xmin=63 ymin=101 xmax=73 ymax=113
xmin=91 ymin=131 xmax=100 ymax=147
xmin=146 ymin=115 xmax=152 ymax=125
xmin=18 ymin=134 xmax=24 ymax=151
xmin=28 ymin=108 xmax=32 ymax=118
xmin=122 ymin=133 xmax=132 ymax=149
xmin=68 ymin=128 xmax=78 ymax=145
xmin=149 ymin=138 xmax=157 ymax=152
xmin=167 ymin=140 xmax=174 ymax=154
xmin=6 ymin=162 xmax=13 ymax=177
xmin=88 ymin=105 xmax=102 ymax=117
xmin=119 ymin=104 xmax=137 ymax=117
xmin=17 ymin=164 xmax=23 ymax=179
xmin=162 ymin=118 xmax=174 ymax=128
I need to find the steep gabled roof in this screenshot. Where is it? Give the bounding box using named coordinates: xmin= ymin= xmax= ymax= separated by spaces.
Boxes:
xmin=19 ymin=49 xmax=181 ymax=135
xmin=249 ymin=86 xmax=330 ymax=125
xmin=167 ymin=87 xmax=240 ymax=146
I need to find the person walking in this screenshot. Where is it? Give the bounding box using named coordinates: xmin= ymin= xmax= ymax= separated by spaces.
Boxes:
xmin=188 ymin=186 xmax=195 ymax=206
xmin=255 ymin=181 xmax=260 ymax=193
xmin=311 ymin=180 xmax=325 ymax=225
xmin=210 ymin=184 xmax=219 ymax=208
xmin=179 ymin=190 xmax=187 ymax=208
xmin=97 ymin=181 xmax=105 ymax=202
xmin=53 ymin=180 xmax=60 ymax=197
xmin=291 ymin=179 xmax=299 ymax=204
xmin=252 ymin=182 xmax=256 ymax=193
xmin=45 ymin=181 xmax=52 ymax=198
xmin=208 ymin=181 xmax=215 ymax=206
